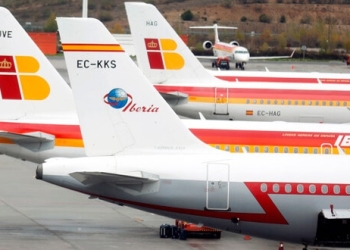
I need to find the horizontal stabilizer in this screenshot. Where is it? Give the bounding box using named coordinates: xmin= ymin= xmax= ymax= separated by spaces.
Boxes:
xmin=160 ymin=91 xmax=188 ymax=106
xmin=190 ymin=25 xmax=237 ymax=30
xmin=0 ymin=131 xmax=55 ymax=152
xmin=70 ymin=171 xmax=159 ymax=186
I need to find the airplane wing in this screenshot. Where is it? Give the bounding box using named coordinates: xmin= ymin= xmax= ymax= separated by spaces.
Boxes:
xmin=70 ymin=171 xmax=159 ymax=186
xmin=250 ymin=49 xmax=296 ymax=60
xmin=159 ymin=91 xmax=188 ymax=106
xmin=0 ymin=131 xmax=55 ymax=152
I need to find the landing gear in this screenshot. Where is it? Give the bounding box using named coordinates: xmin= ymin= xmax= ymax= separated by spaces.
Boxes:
xmin=235 ymin=62 xmax=245 ymax=70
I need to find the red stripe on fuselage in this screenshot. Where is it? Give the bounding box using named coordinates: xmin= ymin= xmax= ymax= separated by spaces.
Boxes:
xmin=190 ymin=129 xmax=343 ymax=147
xmin=0 ymin=122 xmax=81 ymax=139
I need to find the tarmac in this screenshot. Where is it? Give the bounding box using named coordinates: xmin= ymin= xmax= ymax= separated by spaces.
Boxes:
xmin=0 ymin=57 xmax=348 ymax=250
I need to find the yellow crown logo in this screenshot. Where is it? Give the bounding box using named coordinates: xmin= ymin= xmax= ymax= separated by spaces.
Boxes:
xmin=147 ymin=40 xmax=158 ymax=49
xmin=0 ymin=58 xmax=12 ymax=69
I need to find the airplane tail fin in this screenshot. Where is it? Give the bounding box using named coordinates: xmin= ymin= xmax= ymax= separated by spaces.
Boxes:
xmin=57 ymin=17 xmax=211 ymax=156
xmin=125 ymin=2 xmax=219 ymax=85
xmin=189 ymin=24 xmax=237 ymax=44
xmin=0 ymin=7 xmax=76 ymax=120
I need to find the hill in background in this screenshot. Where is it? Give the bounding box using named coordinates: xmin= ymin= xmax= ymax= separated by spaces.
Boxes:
xmin=1 ymin=0 xmax=350 ymax=56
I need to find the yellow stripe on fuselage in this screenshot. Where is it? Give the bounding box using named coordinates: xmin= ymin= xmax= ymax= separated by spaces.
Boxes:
xmin=188 ymin=97 xmax=348 ymax=107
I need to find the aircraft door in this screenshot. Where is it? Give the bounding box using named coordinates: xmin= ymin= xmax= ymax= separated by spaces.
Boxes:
xmin=214 ymin=88 xmax=229 ymax=115
xmin=321 ymin=143 xmax=333 ymax=154
xmin=206 ymin=163 xmax=229 ymax=210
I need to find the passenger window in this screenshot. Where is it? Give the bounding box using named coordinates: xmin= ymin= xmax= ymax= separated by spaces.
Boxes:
xmin=260 ymin=183 xmax=267 ymax=192
xmin=325 ymin=148 xmax=330 ymax=154
xmin=301 ymin=101 xmax=305 ymax=105
xmin=267 ymin=100 xmax=271 ymax=104
xmin=330 ymin=101 xmax=333 ymax=106
xmin=313 ymin=148 xmax=318 ymax=154
xmin=253 ymin=99 xmax=257 ymax=104
xmin=303 ymin=148 xmax=308 ymax=154
xmin=264 ymin=146 xmax=268 ymax=153
xmin=344 ymin=101 xmax=347 ymax=106
xmin=288 ymin=100 xmax=291 ymax=105
xmin=285 ymin=184 xmax=292 ymax=193
xmin=260 ymin=99 xmax=264 ymax=104
xmin=274 ymin=147 xmax=278 ymax=153
xmin=254 ymin=146 xmax=259 ymax=152
xmin=281 ymin=100 xmax=284 ymax=105
xmin=234 ymin=145 xmax=240 ymax=152
xmin=346 ymin=186 xmax=350 ymax=194
xmin=295 ymin=100 xmax=298 ymax=105
xmin=246 ymin=99 xmax=250 ymax=104
xmin=309 ymin=185 xmax=316 ymax=193
xmin=297 ymin=184 xmax=304 ymax=193
xmin=215 ymin=145 xmax=220 ymax=149
xmin=333 ymin=185 xmax=340 ymax=194
xmin=322 ymin=101 xmax=326 ymax=106
xmin=284 ymin=147 xmax=288 ymax=153
xmin=336 ymin=101 xmax=340 ymax=106
xmin=308 ymin=101 xmax=312 ymax=105
xmin=225 ymin=145 xmax=230 ymax=151
xmin=293 ymin=148 xmax=298 ymax=153
xmin=274 ymin=100 xmax=278 ymax=104
xmin=321 ymin=185 xmax=328 ymax=194
xmin=315 ymin=101 xmax=319 ymax=106
xmin=273 ymin=184 xmax=279 ymax=193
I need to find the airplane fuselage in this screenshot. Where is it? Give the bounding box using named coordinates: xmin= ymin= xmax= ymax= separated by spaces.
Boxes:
xmin=213 ymin=42 xmax=250 ymax=64
xmin=155 ymin=82 xmax=350 ymax=123
xmin=2 ymin=118 xmax=350 ymax=164
xmin=38 ymin=152 xmax=350 ymax=246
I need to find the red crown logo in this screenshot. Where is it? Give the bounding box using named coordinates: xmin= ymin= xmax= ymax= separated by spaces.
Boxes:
xmin=0 ymin=58 xmax=12 ymax=69
xmin=147 ymin=40 xmax=158 ymax=49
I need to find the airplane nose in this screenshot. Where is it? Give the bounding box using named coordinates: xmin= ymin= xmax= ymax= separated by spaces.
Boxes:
xmin=234 ymin=51 xmax=250 ymax=63
xmin=35 ymin=164 xmax=43 ymax=180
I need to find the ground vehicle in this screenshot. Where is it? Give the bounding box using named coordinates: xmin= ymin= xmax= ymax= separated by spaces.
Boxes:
xmin=159 ymin=220 xmax=221 ymax=239
xmin=345 ymin=54 xmax=350 ymax=65
xmin=212 ymin=57 xmax=230 ymax=70
xmin=177 ymin=220 xmax=222 ymax=239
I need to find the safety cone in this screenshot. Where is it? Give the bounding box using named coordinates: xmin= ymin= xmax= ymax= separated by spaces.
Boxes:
xmin=278 ymin=242 xmax=284 ymax=250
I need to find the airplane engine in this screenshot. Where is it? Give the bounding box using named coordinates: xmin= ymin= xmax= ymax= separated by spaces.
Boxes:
xmin=229 ymin=41 xmax=239 ymax=46
xmin=202 ymin=41 xmax=213 ymax=50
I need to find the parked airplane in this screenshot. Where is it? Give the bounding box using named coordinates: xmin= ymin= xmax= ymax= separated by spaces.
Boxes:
xmin=126 ymin=2 xmax=350 ymax=123
xmin=2 ymin=6 xmax=350 ymax=166
xmin=38 ymin=16 xmax=350 ymax=248
xmin=189 ymin=24 xmax=294 ymax=70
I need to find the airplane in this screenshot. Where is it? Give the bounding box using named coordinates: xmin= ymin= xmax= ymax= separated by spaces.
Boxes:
xmin=189 ymin=24 xmax=294 ymax=70
xmin=2 ymin=6 xmax=350 ymax=167
xmin=126 ymin=2 xmax=350 ymax=123
xmin=37 ymin=15 xmax=350 ymax=249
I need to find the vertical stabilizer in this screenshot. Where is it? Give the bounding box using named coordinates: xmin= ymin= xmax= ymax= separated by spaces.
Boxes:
xmin=125 ymin=2 xmax=219 ymax=84
xmin=0 ymin=7 xmax=76 ymax=120
xmin=57 ymin=17 xmax=210 ymax=156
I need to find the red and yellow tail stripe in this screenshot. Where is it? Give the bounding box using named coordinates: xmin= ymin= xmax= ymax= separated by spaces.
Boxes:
xmin=62 ymin=43 xmax=124 ymax=52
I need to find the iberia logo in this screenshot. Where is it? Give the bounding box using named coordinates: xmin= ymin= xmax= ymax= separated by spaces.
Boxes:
xmin=104 ymin=88 xmax=159 ymax=112
xmin=144 ymin=38 xmax=184 ymax=70
xmin=0 ymin=55 xmax=50 ymax=100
